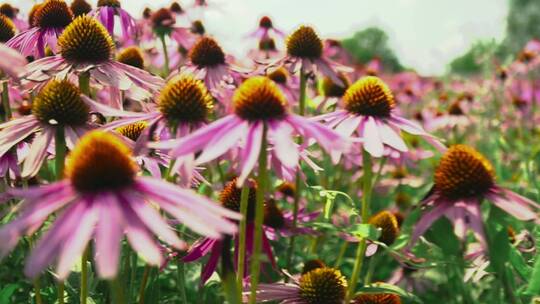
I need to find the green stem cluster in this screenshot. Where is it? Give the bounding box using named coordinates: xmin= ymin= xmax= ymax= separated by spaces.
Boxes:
xmin=346 ymin=149 xmax=373 ymax=303
xmin=248 ymin=124 xmax=268 ymax=304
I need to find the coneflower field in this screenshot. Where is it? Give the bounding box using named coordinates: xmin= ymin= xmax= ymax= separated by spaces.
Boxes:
xmin=0 ymin=0 xmax=539 ymax=303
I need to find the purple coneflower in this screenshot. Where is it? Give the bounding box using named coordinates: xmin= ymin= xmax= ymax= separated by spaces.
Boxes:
xmin=313 ymin=73 xmax=350 ymax=112
xmin=179 ymin=36 xmax=240 ymax=91
xmin=409 ymin=145 xmax=540 ymax=250
xmin=151 ymin=76 xmax=350 ymax=185
xmin=0 ymin=3 xmax=28 ymax=31
xmin=353 ymin=292 xmax=402 ymax=304
xmin=0 ymin=130 xmax=239 ymax=280
xmin=183 ymin=178 xmax=276 ymax=284
xmin=270 ymin=25 xmax=350 ymax=86
xmin=246 ymin=264 xmax=348 ymax=304
xmin=22 ymin=15 xmax=163 ymax=98
xmin=150 ymin=8 xmax=194 ymax=50
xmin=315 ymin=76 xmax=445 ymax=158
xmin=6 ymin=0 xmax=73 ymax=58
xmin=247 ymin=16 xmax=285 ymax=40
xmin=0 ymin=80 xmax=104 ymax=177
xmin=90 ymin=0 xmax=135 ymax=41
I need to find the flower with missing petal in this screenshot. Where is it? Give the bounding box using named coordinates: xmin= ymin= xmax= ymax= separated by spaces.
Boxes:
xmin=0 ymin=130 xmax=239 ymax=280
xmin=6 ymin=0 xmax=73 ymax=58
xmin=22 ymin=16 xmax=163 ymax=100
xmin=409 ymin=145 xmax=540 ymax=250
xmin=315 ymin=76 xmax=445 ymax=158
xmin=151 ymin=76 xmax=350 ymax=185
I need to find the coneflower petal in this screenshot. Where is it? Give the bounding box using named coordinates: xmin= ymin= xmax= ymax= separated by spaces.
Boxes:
xmin=237 ymin=122 xmax=263 ymax=186
xmin=95 ymin=194 xmax=124 ymax=279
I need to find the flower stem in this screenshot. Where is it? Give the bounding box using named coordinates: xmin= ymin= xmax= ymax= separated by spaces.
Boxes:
xmin=346 ymin=149 xmax=373 ymax=303
xmin=110 ymin=277 xmax=126 ymax=304
xmin=57 ymin=281 xmax=65 ymax=304
xmin=55 ymin=127 xmax=66 ymax=179
xmin=221 ymin=235 xmax=240 ymax=304
xmin=177 ymin=260 xmax=188 ymax=303
xmin=33 ymin=278 xmax=43 ymax=304
xmin=236 ymin=185 xmax=250 ymax=292
xmin=79 ymin=72 xmax=91 ymax=96
xmin=285 ymin=67 xmax=308 ymax=275
xmin=160 ymin=35 xmax=170 ymax=77
xmin=81 ymin=246 xmax=89 ymax=304
xmin=1 ymin=80 xmax=11 ymax=121
xmin=138 ymin=265 xmax=151 ymax=304
xmin=248 ymin=123 xmax=268 ymax=304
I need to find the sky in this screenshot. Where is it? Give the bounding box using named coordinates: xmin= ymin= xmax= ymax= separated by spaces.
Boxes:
xmin=18 ymin=0 xmax=509 ymax=76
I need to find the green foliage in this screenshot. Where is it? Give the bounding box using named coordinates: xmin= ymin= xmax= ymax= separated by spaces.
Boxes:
xmin=500 ymin=0 xmax=540 ymax=56
xmin=449 ymin=40 xmax=498 ymax=75
xmin=341 ymin=27 xmax=404 ymax=72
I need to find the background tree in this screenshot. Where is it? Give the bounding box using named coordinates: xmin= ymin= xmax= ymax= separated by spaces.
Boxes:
xmin=341 ymin=27 xmax=404 ymax=72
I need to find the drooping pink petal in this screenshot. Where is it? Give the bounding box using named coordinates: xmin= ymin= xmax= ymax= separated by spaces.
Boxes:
xmin=55 ymin=203 xmax=98 ymax=280
xmin=200 ymin=240 xmax=222 ymax=284
xmin=122 ymin=190 xmax=186 ymax=250
xmin=183 ymin=238 xmax=217 ymax=262
xmin=377 ymin=121 xmax=408 ymax=152
xmin=21 ymin=128 xmax=54 ymax=178
xmin=94 ymin=193 xmax=125 ymax=279
xmin=123 ymin=200 xmax=163 ymax=266
xmin=362 ymin=116 xmax=384 ymax=157
xmin=269 ymin=120 xmax=298 ymax=170
xmin=408 ymin=200 xmax=454 ymax=247
xmin=487 ymin=190 xmax=539 ymax=222
xmin=195 ymin=117 xmax=248 ymax=164
xmin=237 ymin=122 xmax=263 ymax=186
xmin=24 ymin=202 xmax=88 ymax=279
xmin=463 ymin=200 xmax=488 ymax=250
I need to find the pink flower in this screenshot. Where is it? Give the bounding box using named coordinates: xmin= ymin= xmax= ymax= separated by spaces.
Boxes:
xmin=409 ymin=145 xmax=540 ymax=250
xmin=269 ymin=26 xmax=351 ymax=87
xmin=246 ymin=16 xmax=285 ymax=40
xmin=244 ymin=265 xmax=348 ymax=303
xmin=0 ymin=80 xmax=106 ymax=178
xmin=0 ymin=130 xmax=239 ymax=280
xmin=90 ymin=0 xmax=136 ymax=42
xmin=151 ymin=76 xmax=350 ymax=185
xmin=315 ymin=76 xmax=445 ymax=158
xmin=21 ymin=16 xmax=163 ymax=99
xmin=6 ymin=0 xmax=73 ymax=58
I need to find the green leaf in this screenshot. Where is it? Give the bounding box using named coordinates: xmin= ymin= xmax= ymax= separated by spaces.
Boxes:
xmin=347 ymin=224 xmax=381 ymax=241
xmin=526 ymin=228 xmax=540 ymax=295
xmin=508 ymin=246 xmax=531 ymax=280
xmin=0 ymin=284 xmax=18 ymax=304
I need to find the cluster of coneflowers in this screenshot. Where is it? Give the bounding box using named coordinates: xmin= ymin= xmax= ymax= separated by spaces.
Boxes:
xmin=0 ymin=1 xmax=538 ymax=304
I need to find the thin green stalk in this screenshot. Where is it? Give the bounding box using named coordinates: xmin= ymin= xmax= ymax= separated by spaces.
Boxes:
xmin=221 ymin=235 xmax=240 ymax=304
xmin=248 ymin=124 xmax=268 ymax=304
xmin=79 ymin=72 xmax=91 ymax=96
xmin=138 ymin=265 xmax=151 ymax=304
xmin=57 ymin=282 xmax=65 ymax=304
xmin=285 ymin=67 xmax=307 ymax=274
xmin=346 ymin=150 xmax=373 ymax=303
xmin=364 ymin=255 xmax=377 ymax=285
xmin=160 ymin=35 xmax=170 ymax=77
xmin=1 ymin=80 xmax=11 ymax=121
xmin=33 ymin=278 xmax=43 ymax=304
xmin=128 ymin=249 xmax=137 ymax=302
xmin=236 ymin=185 xmax=250 ymax=292
xmin=81 ymin=246 xmax=89 ymax=304
xmin=55 ymin=127 xmax=66 ymax=179
xmin=177 ymin=260 xmax=188 ymax=303
xmin=110 ymin=277 xmax=126 ymax=304
xmin=334 ymin=241 xmax=348 ymax=268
